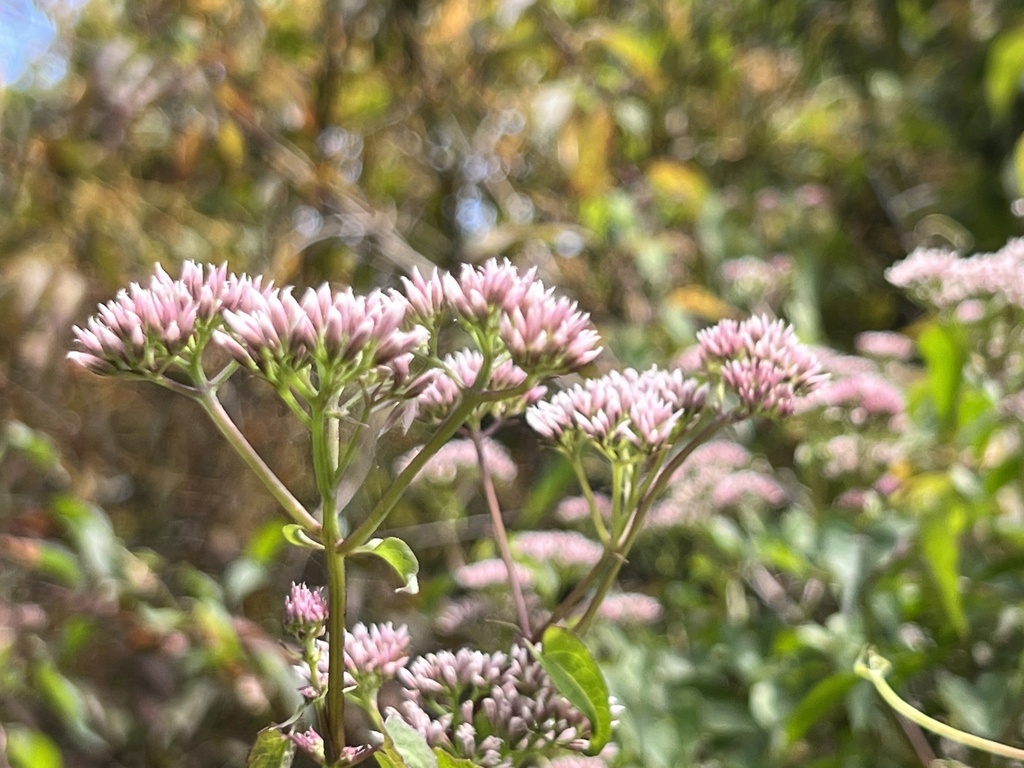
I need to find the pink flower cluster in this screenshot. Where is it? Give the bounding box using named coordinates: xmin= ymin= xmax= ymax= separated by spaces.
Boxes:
xmin=402 ymin=259 xmax=602 ymax=374
xmin=526 ymin=366 xmax=708 ymax=457
xmin=68 ymin=261 xmax=269 ymax=374
xmin=697 ymin=315 xmax=827 ymax=416
xmin=396 ymin=437 xmax=518 ymax=486
xmin=415 ymin=349 xmax=546 ymax=423
xmin=284 ymin=582 xmax=328 ymax=636
xmin=512 ymin=530 xmax=604 ymax=570
xmin=393 ymin=644 xmax=597 ymax=765
xmin=886 ymin=238 xmax=1024 ymax=313
xmin=646 ymin=440 xmax=785 ymax=528
xmin=215 ymin=284 xmax=428 ymax=390
xmin=295 ymin=621 xmax=411 ymax=697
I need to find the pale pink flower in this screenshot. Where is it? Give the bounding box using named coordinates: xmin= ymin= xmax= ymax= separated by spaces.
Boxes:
xmin=394 ymin=644 xmax=597 ymax=764
xmin=526 ymin=367 xmax=707 ymax=456
xmin=344 ymin=622 xmax=411 ymax=682
xmin=296 ymin=622 xmax=411 ymax=697
xmin=454 ymin=558 xmax=534 ymax=590
xmin=444 ymin=258 xmax=537 ymax=320
xmin=69 ymin=264 xmax=199 ymax=374
xmin=416 ymin=349 xmax=544 ymax=422
xmin=698 ymin=315 xmax=827 ymax=416
xmin=854 ymin=331 xmax=914 ymax=361
xmin=512 ymin=531 xmax=603 ymax=569
xmin=397 ymin=437 xmax=517 ymax=485
xmin=711 ymin=470 xmax=787 ymax=508
xmin=597 ymin=592 xmax=663 ymax=625
xmin=288 ymin=728 xmax=326 ymax=762
xmin=284 ymin=582 xmax=328 ymax=636
xmin=555 ymin=494 xmax=613 ymax=524
xmin=797 ymin=371 xmax=905 ymax=426
xmin=500 ymin=281 xmax=602 ymax=373
xmin=401 ymin=266 xmax=447 ymax=321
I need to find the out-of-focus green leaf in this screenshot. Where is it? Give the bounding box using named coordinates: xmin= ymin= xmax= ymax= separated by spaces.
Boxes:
xmin=50 ymin=494 xmax=118 ymax=581
xmin=920 ymin=505 xmax=967 ymax=636
xmin=2 ymin=421 xmax=61 ymax=470
xmin=986 ymin=26 xmax=1024 ymax=122
xmin=936 ymin=672 xmax=999 ymax=738
xmin=785 ymin=672 xmax=859 ymax=744
xmin=245 ymin=520 xmax=287 ymax=564
xmin=351 ymin=537 xmax=419 ymax=594
xmin=531 ymin=626 xmax=612 ymax=754
xmin=246 ymin=727 xmax=295 ymax=768
xmin=5 ymin=725 xmax=64 ymax=768
xmin=0 ymin=535 xmax=84 ymax=587
xmin=917 ymin=323 xmax=966 ymax=435
xmin=32 ymin=659 xmax=105 ymax=750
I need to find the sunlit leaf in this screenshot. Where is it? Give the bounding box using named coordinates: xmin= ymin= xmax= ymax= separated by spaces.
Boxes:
xmin=920 ymin=505 xmax=967 ymax=636
xmin=434 ymin=750 xmax=481 ymax=768
xmin=350 ymin=537 xmax=419 ymax=594
xmin=917 ymin=322 xmax=966 ymax=436
xmin=246 ymin=727 xmax=295 ymax=768
xmin=986 ymin=26 xmax=1024 ymax=122
xmin=531 ymin=626 xmax=612 ymax=754
xmin=382 ymin=713 xmax=437 ymax=768
xmin=5 ymin=725 xmax=63 ymax=768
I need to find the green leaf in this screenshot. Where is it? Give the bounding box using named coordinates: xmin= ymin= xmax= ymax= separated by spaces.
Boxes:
xmin=282 ymin=524 xmax=324 ymax=550
xmin=434 ymin=750 xmax=481 ymax=768
xmin=531 ymin=626 xmax=613 ymax=754
xmin=784 ymin=672 xmax=859 ymax=744
xmin=381 ymin=714 xmax=437 ymax=768
xmin=917 ymin=323 xmax=965 ymax=436
xmin=986 ymin=26 xmax=1024 ymax=122
xmin=351 ymin=537 xmax=419 ymax=594
xmin=920 ymin=505 xmax=967 ymax=636
xmin=5 ymin=725 xmax=64 ymax=768
xmin=246 ymin=727 xmax=295 ymax=768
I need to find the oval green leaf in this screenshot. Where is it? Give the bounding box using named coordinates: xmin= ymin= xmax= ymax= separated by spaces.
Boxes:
xmin=531 ymin=626 xmax=613 ymax=754
xmin=246 ymin=727 xmax=295 ymax=768
xmin=351 ymin=537 xmax=419 ymax=594
xmin=382 ymin=713 xmax=437 ymax=768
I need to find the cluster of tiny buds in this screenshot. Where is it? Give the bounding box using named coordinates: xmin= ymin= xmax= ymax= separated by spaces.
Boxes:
xmin=401 ymin=259 xmax=603 ymax=373
xmin=526 ymin=366 xmax=708 ymax=458
xmin=284 ymin=582 xmax=328 ymax=637
xmin=293 ymin=619 xmax=411 ymax=698
xmin=70 ymin=257 xmax=602 ymax=400
xmin=697 ymin=314 xmax=827 ymax=416
xmin=391 ymin=644 xmax=599 ymax=766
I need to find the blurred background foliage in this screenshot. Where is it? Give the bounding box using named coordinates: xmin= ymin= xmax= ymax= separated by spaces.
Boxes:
xmin=6 ymin=0 xmax=1024 ymax=766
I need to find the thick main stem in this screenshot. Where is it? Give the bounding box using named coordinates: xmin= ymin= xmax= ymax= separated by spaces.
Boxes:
xmin=312 ymin=402 xmax=347 ymax=764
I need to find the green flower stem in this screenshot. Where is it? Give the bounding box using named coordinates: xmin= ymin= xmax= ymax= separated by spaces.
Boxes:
xmin=195 ymin=389 xmax=320 ymax=532
xmin=311 ymin=397 xmax=348 ymax=764
xmin=470 ymin=427 xmax=532 ymax=636
xmin=855 ymin=647 xmax=1024 ymax=760
xmin=573 ymin=414 xmax=735 ymax=636
xmin=571 ymin=457 xmax=610 ymax=546
xmin=338 ymin=381 xmax=532 ymax=556
xmin=531 ymin=549 xmax=617 ymax=642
